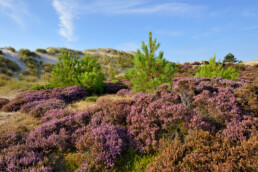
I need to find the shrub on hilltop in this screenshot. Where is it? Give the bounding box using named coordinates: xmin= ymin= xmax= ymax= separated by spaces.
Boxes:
xmin=125 ymin=32 xmax=176 ymax=93
xmin=35 ymin=48 xmax=47 ymax=54
xmin=7 ymin=47 xmax=15 ymax=52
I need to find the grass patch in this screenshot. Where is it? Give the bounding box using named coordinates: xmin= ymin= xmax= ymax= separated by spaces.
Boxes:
xmin=85 ymin=96 xmax=98 ymax=102
xmin=0 ymin=112 xmax=40 ymax=135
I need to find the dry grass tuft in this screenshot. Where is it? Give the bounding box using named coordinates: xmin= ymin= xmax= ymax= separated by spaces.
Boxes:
xmin=67 ymin=94 xmax=133 ymax=112
xmin=0 ymin=112 xmax=40 ymax=135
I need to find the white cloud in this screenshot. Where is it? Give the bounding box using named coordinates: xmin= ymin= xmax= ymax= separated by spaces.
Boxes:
xmin=83 ymin=0 xmax=204 ymax=17
xmin=52 ymin=0 xmax=79 ymax=41
xmin=0 ymin=0 xmax=30 ymax=28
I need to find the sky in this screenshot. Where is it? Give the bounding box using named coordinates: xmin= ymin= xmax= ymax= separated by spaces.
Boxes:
xmin=0 ymin=0 xmax=257 ymax=63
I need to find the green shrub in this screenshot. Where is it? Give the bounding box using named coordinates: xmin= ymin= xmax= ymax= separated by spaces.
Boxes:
xmin=85 ymin=96 xmax=98 ymax=102
xmin=31 ymin=83 xmax=53 ymax=90
xmin=50 ymin=52 xmax=106 ymax=94
xmin=0 ymin=50 xmax=2 ymax=55
xmin=43 ymin=63 xmax=55 ymax=73
xmin=35 ymin=48 xmax=47 ymax=54
xmin=7 ymin=47 xmax=15 ymax=52
xmin=195 ymin=56 xmax=239 ymax=80
xmin=0 ymin=55 xmax=20 ymax=72
xmin=125 ymin=32 xmax=176 ymax=93
xmin=46 ymin=47 xmax=59 ymax=55
xmin=18 ymin=49 xmax=36 ymax=57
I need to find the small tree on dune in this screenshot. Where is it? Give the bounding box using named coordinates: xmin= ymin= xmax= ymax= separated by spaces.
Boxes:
xmin=125 ymin=32 xmax=176 ymax=93
xmin=223 ymin=53 xmax=238 ymax=63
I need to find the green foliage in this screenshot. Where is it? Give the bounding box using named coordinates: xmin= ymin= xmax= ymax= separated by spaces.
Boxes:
xmin=195 ymin=56 xmax=239 ymax=80
xmin=35 ymin=48 xmax=47 ymax=54
xmin=50 ymin=52 xmax=105 ymax=94
xmin=18 ymin=49 xmax=36 ymax=57
xmin=31 ymin=83 xmax=53 ymax=90
xmin=18 ymin=49 xmax=41 ymax=76
xmin=114 ymin=150 xmax=156 ymax=172
xmin=223 ymin=53 xmax=238 ymax=63
xmin=0 ymin=50 xmax=2 ymax=55
xmin=7 ymin=47 xmax=15 ymax=52
xmin=85 ymin=96 xmax=98 ymax=102
xmin=42 ymin=63 xmax=55 ymax=73
xmin=46 ymin=47 xmax=59 ymax=55
xmin=125 ymin=32 xmax=176 ymax=93
xmin=0 ymin=55 xmax=20 ymax=76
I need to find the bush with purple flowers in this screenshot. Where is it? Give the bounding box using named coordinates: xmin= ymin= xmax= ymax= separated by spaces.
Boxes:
xmin=76 ymin=123 xmax=131 ymax=169
xmin=104 ymin=82 xmax=128 ymax=94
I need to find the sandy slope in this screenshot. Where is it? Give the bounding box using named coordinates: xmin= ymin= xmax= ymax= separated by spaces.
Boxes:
xmin=242 ymin=59 xmax=258 ymax=66
xmin=0 ymin=48 xmax=58 ymax=72
xmin=36 ymin=52 xmax=58 ymax=64
xmin=0 ymin=48 xmax=26 ymax=71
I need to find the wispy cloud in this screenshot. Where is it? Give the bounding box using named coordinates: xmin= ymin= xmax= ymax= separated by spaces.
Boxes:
xmin=0 ymin=0 xmax=30 ymax=28
xmin=52 ymin=0 xmax=79 ymax=41
xmin=52 ymin=0 xmax=204 ymax=41
xmin=83 ymin=0 xmax=205 ymax=17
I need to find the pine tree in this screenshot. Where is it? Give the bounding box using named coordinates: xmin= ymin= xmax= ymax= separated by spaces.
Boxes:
xmin=125 ymin=32 xmax=176 ymax=93
xmin=50 ymin=52 xmax=105 ymax=93
xmin=195 ymin=56 xmax=239 ymax=79
xmin=223 ymin=53 xmax=238 ymax=63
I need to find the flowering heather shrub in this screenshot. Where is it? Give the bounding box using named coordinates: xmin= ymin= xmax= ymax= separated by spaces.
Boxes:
xmin=0 ymin=132 xmax=24 ymax=150
xmin=76 ymin=123 xmax=131 ymax=169
xmin=104 ymin=82 xmax=128 ymax=94
xmin=222 ymin=116 xmax=257 ymax=142
xmin=26 ymin=111 xmax=91 ymax=153
xmin=1 ymin=96 xmax=27 ymax=112
xmin=192 ymin=87 xmax=242 ymax=128
xmin=0 ymin=144 xmax=44 ymax=172
xmin=29 ymin=166 xmax=53 ymax=172
xmin=60 ymin=85 xmax=88 ymax=103
xmin=116 ymin=89 xmax=134 ymax=97
xmin=2 ymin=86 xmax=87 ymax=112
xmin=0 ymin=98 xmax=9 ymax=109
xmin=41 ymin=109 xmax=74 ymax=122
xmin=146 ymin=130 xmax=258 ymax=172
xmin=21 ymin=99 xmax=66 ymax=118
xmin=127 ymin=87 xmax=191 ymax=153
xmin=94 ymin=98 xmax=132 ymax=125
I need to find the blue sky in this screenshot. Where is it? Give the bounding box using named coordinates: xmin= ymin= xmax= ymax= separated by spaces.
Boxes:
xmin=0 ymin=0 xmax=257 ymax=63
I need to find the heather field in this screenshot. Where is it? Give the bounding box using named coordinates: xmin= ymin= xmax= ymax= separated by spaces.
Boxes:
xmin=0 ymin=57 xmax=257 ymax=171
xmin=0 ymin=29 xmax=258 ymax=171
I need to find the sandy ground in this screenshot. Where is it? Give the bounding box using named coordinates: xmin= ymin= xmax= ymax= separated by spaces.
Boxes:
xmin=0 ymin=48 xmax=58 ymax=72
xmin=242 ymin=59 xmax=258 ymax=66
xmin=0 ymin=48 xmax=26 ymax=71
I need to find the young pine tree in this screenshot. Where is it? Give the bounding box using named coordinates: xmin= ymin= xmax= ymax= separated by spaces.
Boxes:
xmin=125 ymin=32 xmax=176 ymax=93
xmin=195 ymin=56 xmax=239 ymax=80
xmin=50 ymin=52 xmax=105 ymax=94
